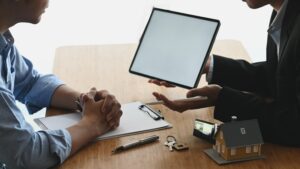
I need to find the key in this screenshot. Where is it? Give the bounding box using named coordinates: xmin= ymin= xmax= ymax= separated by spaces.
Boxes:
xmin=173 ymin=142 xmax=189 ymax=151
xmin=164 ymin=141 xmax=176 ymax=151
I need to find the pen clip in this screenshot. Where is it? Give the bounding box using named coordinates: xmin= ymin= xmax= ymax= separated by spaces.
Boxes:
xmin=138 ymin=105 xmax=163 ymax=120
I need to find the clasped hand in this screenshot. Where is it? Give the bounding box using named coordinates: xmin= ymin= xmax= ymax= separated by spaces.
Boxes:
xmin=79 ymin=88 xmax=122 ymax=135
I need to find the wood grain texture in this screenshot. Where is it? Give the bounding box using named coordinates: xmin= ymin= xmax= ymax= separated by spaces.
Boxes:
xmin=50 ymin=40 xmax=300 ymax=169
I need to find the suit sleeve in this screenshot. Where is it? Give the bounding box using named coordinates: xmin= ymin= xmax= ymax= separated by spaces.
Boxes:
xmin=211 ymin=55 xmax=271 ymax=96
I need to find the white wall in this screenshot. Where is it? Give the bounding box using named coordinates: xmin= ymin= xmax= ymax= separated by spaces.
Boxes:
xmin=11 ymin=0 xmax=273 ymax=74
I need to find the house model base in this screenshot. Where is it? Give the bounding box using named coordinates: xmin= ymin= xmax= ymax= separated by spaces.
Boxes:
xmin=204 ymin=149 xmax=265 ymax=165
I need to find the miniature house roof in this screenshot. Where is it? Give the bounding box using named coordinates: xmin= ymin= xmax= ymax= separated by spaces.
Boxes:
xmin=219 ymin=119 xmax=264 ymax=148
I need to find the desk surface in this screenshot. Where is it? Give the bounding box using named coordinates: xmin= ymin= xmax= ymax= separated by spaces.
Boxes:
xmin=51 ymin=40 xmax=300 ymax=169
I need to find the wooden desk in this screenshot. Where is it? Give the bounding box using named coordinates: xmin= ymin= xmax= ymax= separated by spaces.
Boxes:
xmin=52 ymin=40 xmax=300 ymax=169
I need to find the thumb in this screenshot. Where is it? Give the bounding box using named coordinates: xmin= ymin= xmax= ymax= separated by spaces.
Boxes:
xmin=87 ymin=87 xmax=97 ymax=101
xmin=81 ymin=94 xmax=94 ymax=106
xmin=81 ymin=87 xmax=97 ymax=105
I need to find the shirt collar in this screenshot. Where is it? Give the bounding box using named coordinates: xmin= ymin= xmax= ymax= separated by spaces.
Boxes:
xmin=268 ymin=0 xmax=289 ymax=32
xmin=0 ymin=30 xmax=14 ymax=53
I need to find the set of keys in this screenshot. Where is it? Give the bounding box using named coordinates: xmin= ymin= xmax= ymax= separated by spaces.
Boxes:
xmin=164 ymin=136 xmax=189 ymax=152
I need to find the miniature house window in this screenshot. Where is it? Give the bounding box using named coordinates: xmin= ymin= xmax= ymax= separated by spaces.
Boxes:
xmin=230 ymin=148 xmax=236 ymax=156
xmin=240 ymin=128 xmax=246 ymax=135
xmin=221 ymin=145 xmax=225 ymax=153
xmin=253 ymin=145 xmax=259 ymax=153
xmin=220 ymin=131 xmax=223 ymax=140
xmin=246 ymin=146 xmax=251 ymax=153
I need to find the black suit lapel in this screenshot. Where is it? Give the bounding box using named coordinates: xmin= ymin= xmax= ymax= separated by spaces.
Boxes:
xmin=267 ymin=11 xmax=278 ymax=69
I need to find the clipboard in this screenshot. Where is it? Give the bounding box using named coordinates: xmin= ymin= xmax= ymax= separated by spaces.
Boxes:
xmin=34 ymin=102 xmax=172 ymax=140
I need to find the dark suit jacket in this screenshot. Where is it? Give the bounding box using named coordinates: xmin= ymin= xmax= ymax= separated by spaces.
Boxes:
xmin=211 ymin=0 xmax=300 ymax=146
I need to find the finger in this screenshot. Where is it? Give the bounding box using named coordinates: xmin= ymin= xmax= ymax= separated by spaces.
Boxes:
xmin=153 ymin=92 xmax=178 ymax=108
xmin=108 ymin=117 xmax=118 ymax=129
xmin=80 ymin=94 xmax=95 ymax=109
xmin=157 ymin=94 xmax=188 ymax=112
xmin=115 ymin=110 xmax=122 ymax=127
xmin=106 ymin=102 xmax=121 ymax=121
xmin=109 ymin=121 xmax=116 ymax=128
xmin=160 ymin=81 xmax=176 ymax=87
xmin=107 ymin=107 xmax=122 ymax=127
xmin=102 ymin=95 xmax=119 ymax=113
xmin=108 ymin=112 xmax=121 ymax=129
xmin=109 ymin=110 xmax=122 ymax=129
xmin=112 ymin=110 xmax=123 ymax=121
xmin=103 ymin=123 xmax=113 ymax=133
xmin=152 ymin=92 xmax=163 ymax=101
xmin=149 ymin=79 xmax=163 ymax=86
xmin=154 ymin=93 xmax=173 ymax=108
xmin=87 ymin=87 xmax=97 ymax=100
xmin=95 ymin=90 xmax=109 ymax=101
xmin=153 ymin=92 xmax=187 ymax=112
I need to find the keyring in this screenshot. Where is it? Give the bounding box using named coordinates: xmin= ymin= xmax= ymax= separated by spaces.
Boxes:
xmin=166 ymin=135 xmax=176 ymax=143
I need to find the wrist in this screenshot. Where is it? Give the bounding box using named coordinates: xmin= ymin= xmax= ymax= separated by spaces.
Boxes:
xmin=78 ymin=118 xmax=104 ymax=138
xmin=206 ymin=55 xmax=214 ymax=83
xmin=51 ymin=84 xmax=82 ymax=110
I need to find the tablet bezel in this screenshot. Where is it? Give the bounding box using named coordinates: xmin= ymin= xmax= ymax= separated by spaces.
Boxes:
xmin=129 ymin=8 xmax=220 ymax=89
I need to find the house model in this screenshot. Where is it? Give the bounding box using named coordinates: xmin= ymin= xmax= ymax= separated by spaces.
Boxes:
xmin=204 ymin=117 xmax=265 ymax=164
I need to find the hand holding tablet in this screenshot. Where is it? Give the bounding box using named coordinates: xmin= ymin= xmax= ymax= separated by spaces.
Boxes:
xmin=129 ymin=8 xmax=220 ymax=89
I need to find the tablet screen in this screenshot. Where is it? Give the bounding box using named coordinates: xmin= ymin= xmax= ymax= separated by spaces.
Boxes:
xmin=129 ymin=8 xmax=220 ymax=89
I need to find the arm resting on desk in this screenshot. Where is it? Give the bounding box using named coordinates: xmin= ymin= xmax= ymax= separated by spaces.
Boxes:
xmin=51 ymin=86 xmax=122 ymax=155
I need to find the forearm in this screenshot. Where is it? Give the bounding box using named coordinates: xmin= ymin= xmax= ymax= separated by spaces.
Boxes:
xmin=67 ymin=119 xmax=101 ymax=155
xmin=1 ymin=129 xmax=72 ymax=169
xmin=51 ymin=85 xmax=81 ymax=110
xmin=66 ymin=95 xmax=110 ymax=155
xmin=211 ymin=55 xmax=269 ymax=94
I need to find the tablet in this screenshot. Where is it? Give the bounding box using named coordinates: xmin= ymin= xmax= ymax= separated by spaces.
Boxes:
xmin=129 ymin=8 xmax=220 ymax=89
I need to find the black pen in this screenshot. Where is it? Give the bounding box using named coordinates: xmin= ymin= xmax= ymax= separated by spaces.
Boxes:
xmin=112 ymin=135 xmax=159 ymax=154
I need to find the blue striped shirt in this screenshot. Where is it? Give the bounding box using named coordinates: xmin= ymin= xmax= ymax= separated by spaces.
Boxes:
xmin=0 ymin=31 xmax=72 ymax=169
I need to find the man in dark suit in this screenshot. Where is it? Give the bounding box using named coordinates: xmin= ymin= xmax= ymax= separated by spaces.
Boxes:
xmin=150 ymin=0 xmax=300 ymax=146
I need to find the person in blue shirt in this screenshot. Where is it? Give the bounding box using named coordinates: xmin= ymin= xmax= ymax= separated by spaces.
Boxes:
xmin=0 ymin=0 xmax=122 ymax=168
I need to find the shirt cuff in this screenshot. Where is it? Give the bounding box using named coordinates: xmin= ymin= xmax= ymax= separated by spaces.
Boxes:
xmin=42 ymin=129 xmax=72 ymax=164
xmin=206 ymin=54 xmax=214 ymax=83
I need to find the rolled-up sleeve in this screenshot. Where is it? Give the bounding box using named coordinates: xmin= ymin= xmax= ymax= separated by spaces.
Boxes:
xmin=0 ymin=92 xmax=72 ymax=169
xmin=11 ymin=47 xmax=63 ymax=114
xmin=20 ymin=73 xmax=63 ymax=114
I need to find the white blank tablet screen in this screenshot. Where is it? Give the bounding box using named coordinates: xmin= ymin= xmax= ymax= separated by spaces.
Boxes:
xmin=130 ymin=9 xmax=219 ymax=88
